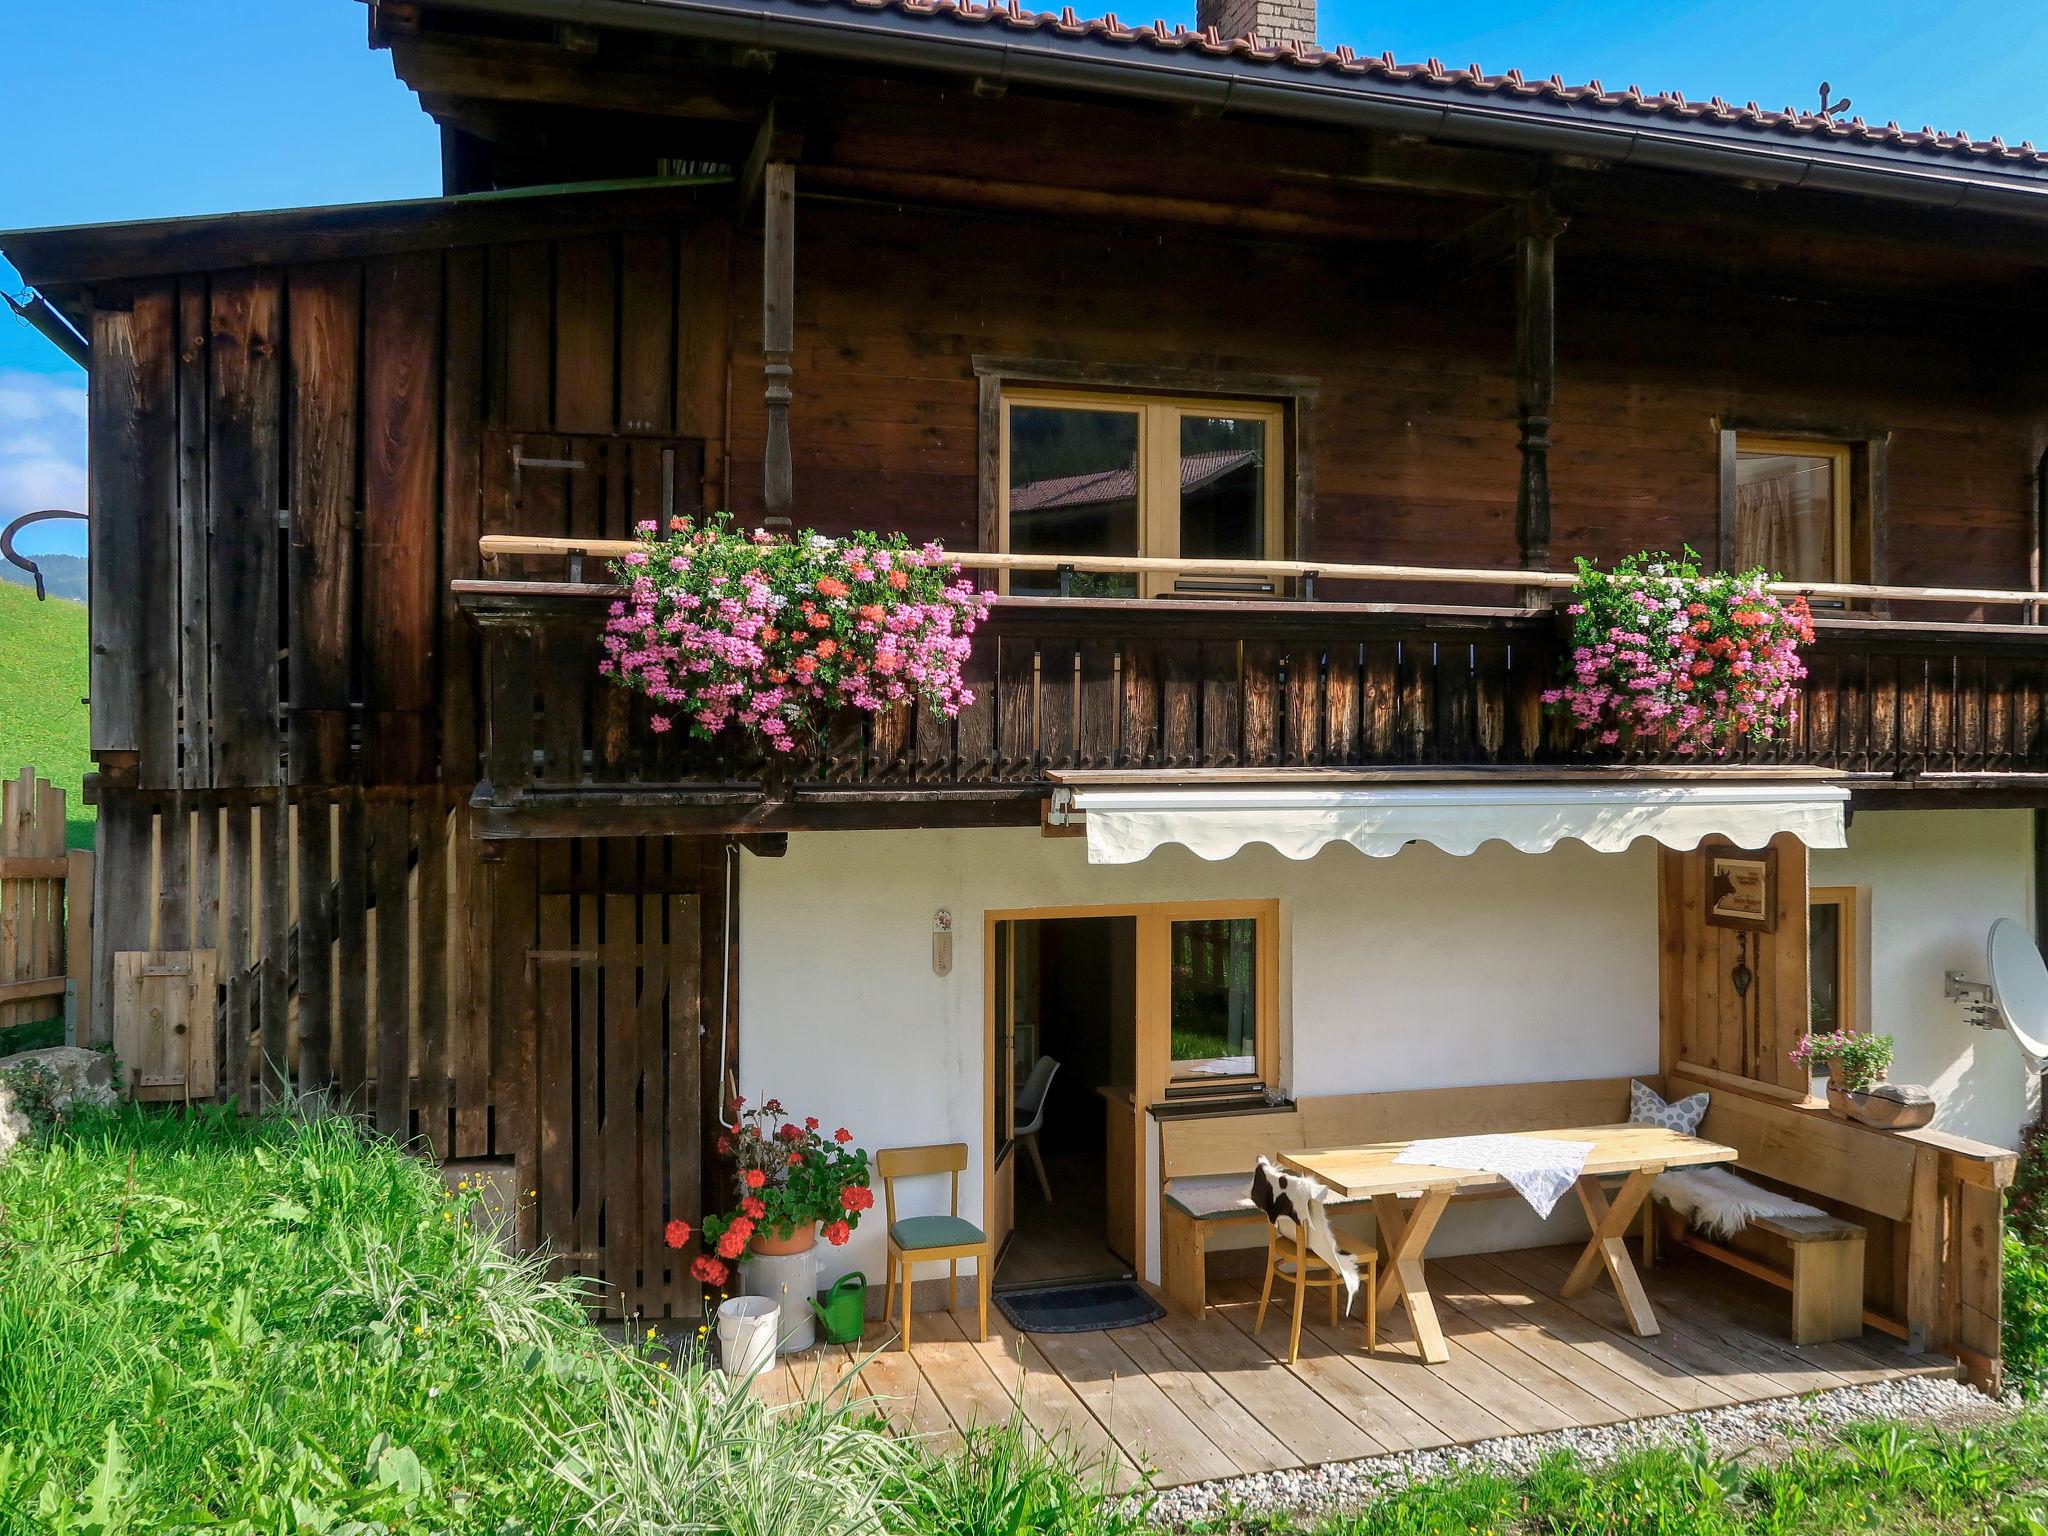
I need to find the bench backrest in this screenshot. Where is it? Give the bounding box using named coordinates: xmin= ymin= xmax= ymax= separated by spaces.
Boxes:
xmin=1158 ymin=1075 xmax=1640 ymax=1183
xmin=1160 ymin=1108 xmax=1304 ymax=1179
xmin=1297 ymin=1075 xmax=1640 ymax=1149
xmin=1667 ymin=1074 xmax=1918 ymax=1222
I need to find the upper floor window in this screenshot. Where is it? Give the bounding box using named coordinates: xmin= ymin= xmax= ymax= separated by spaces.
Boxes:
xmin=998 ymin=388 xmax=1286 ymax=597
xmin=1729 ymin=434 xmax=1852 ymax=584
xmin=1808 ymin=885 xmax=1863 ymax=1034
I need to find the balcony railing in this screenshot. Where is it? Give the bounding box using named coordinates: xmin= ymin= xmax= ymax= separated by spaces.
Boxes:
xmin=456 ymin=540 xmax=2048 ymax=832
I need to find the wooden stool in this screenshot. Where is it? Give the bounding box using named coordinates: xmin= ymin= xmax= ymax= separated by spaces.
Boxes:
xmin=1253 ymin=1224 xmax=1377 ymax=1365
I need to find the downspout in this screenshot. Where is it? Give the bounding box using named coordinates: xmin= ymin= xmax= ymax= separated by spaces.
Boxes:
xmin=5 ymin=288 xmax=89 ymax=368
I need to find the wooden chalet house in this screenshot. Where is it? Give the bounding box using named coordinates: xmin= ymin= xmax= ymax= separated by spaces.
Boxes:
xmin=4 ymin=0 xmax=2040 ymax=1408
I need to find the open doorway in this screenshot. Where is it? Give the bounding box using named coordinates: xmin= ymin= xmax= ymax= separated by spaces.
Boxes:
xmin=991 ymin=915 xmax=1137 ymax=1288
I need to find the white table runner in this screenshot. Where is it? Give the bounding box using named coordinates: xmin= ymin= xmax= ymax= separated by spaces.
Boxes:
xmin=1393 ymin=1133 xmax=1596 ymax=1218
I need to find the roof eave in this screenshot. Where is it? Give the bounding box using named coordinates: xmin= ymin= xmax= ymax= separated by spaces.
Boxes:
xmin=413 ymin=0 xmax=2048 ymax=221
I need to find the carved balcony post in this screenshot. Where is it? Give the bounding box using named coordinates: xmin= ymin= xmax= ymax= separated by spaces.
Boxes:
xmin=762 ymin=162 xmax=795 ymax=521
xmin=1515 ymin=195 xmax=1568 ymax=605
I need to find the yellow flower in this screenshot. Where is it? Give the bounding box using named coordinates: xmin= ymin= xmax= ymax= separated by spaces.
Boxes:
xmin=658 ymin=1360 xmax=669 ymax=1370
xmin=645 ymin=1327 xmax=657 ymax=1341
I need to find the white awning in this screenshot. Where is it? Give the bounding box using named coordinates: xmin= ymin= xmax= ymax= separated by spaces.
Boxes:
xmin=1055 ymin=780 xmax=1850 ymax=865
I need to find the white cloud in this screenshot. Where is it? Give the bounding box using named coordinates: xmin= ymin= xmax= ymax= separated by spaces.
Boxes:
xmin=0 ymin=369 xmax=88 ymax=538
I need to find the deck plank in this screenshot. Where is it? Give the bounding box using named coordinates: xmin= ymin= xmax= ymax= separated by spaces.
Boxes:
xmin=1510 ymin=1245 xmax=1851 ymax=1399
xmin=1150 ymin=1293 xmax=1387 ymax=1468
xmin=1204 ymin=1281 xmax=1452 ymax=1453
xmin=1444 ymin=1253 xmax=1734 ymax=1413
xmin=1028 ymin=1324 xmax=1242 ymax=1487
xmin=977 ymin=1310 xmax=1148 ymax=1490
xmin=757 ymin=1247 xmax=1957 ymax=1492
xmin=1111 ymin=1323 xmax=1303 ymax=1477
xmin=1433 ymin=1258 xmax=1687 ymax=1420
xmin=1489 ymin=1246 xmax=1800 ymax=1403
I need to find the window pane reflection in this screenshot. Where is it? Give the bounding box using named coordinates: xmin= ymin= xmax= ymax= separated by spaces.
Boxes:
xmin=1009 ymin=406 xmax=1140 ymax=597
xmin=1179 ymin=415 xmax=1267 ymax=561
xmin=1170 ymin=917 xmax=1257 ymax=1080
xmin=1735 ymin=448 xmax=1840 ymax=582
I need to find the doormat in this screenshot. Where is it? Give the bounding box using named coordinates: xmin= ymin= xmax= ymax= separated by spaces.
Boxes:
xmin=994 ymin=1280 xmax=1165 ymax=1335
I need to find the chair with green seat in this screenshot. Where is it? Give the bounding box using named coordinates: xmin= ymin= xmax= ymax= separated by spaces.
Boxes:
xmin=877 ymin=1142 xmax=989 ymax=1351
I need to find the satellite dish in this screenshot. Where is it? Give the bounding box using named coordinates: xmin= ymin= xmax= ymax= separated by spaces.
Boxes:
xmin=1986 ymin=918 xmax=2048 ymax=1072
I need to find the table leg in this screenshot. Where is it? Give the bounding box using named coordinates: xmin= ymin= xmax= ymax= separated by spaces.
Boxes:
xmin=1561 ymin=1167 xmax=1662 ymax=1335
xmin=1371 ymin=1188 xmax=1453 ymax=1365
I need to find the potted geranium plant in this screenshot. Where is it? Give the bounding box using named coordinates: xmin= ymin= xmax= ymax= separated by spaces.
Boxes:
xmin=1788 ymin=1031 xmax=1929 ymax=1127
xmin=602 ymin=513 xmax=989 ymax=755
xmin=1543 ymin=548 xmax=1814 ymax=755
xmin=662 ymin=1096 xmax=873 ymax=1290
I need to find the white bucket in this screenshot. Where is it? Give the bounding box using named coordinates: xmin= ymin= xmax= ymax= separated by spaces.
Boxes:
xmin=716 ymin=1294 xmax=780 ymax=1378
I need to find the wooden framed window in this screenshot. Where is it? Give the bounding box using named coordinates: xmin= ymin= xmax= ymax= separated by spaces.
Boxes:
xmin=997 ymin=388 xmax=1288 ymax=597
xmin=1144 ymin=900 xmax=1281 ymax=1098
xmin=1718 ymin=425 xmax=1886 ymax=591
xmin=1808 ymin=885 xmax=1863 ymax=1034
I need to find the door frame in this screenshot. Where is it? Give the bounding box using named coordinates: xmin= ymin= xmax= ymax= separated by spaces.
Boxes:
xmin=982 ymin=898 xmax=1281 ymax=1288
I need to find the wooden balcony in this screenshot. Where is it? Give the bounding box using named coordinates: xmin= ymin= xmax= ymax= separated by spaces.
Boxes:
xmin=456 ymin=572 xmax=2048 ymax=837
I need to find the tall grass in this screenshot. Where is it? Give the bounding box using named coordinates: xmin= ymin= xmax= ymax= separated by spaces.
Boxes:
xmin=0 ymin=1103 xmax=1148 ymax=1536
xmin=0 ymin=1103 xmax=613 ymax=1531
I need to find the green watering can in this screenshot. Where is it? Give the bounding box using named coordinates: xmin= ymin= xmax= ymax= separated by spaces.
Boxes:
xmin=809 ymin=1273 xmax=868 ymax=1345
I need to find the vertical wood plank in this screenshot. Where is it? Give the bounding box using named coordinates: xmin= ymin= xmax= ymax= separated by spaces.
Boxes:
xmin=88 ymin=797 xmax=152 ymax=1048
xmin=502 ymin=241 xmax=554 ymax=429
xmin=677 ymin=225 xmax=730 ymax=509
xmin=635 ymin=888 xmax=669 ymax=1318
xmin=619 ymin=230 xmax=675 ymax=435
xmin=258 ymin=793 xmax=290 ymax=1105
xmin=370 ymin=797 xmax=411 ymax=1137
xmin=554 ymin=235 xmax=617 ymax=434
xmin=537 ymin=853 xmax=574 ymax=1262
xmin=603 ymin=890 xmax=640 ymax=1311
xmin=296 ymin=799 xmax=335 ymax=1097
xmin=208 ymin=272 xmax=285 ymax=787
xmin=287 ymin=262 xmax=361 ymax=786
xmin=449 ymin=806 xmax=492 ymax=1157
xmin=416 ymin=795 xmax=451 ymax=1156
xmin=667 ymin=887 xmax=703 ymax=1318
xmin=177 ymin=278 xmax=214 ymax=788
xmin=440 ymin=247 xmax=486 ymax=787
xmin=222 ymin=803 xmax=254 ymax=1100
xmin=335 ymin=791 xmax=370 ymax=1106
xmin=361 ymin=253 xmax=443 ymax=785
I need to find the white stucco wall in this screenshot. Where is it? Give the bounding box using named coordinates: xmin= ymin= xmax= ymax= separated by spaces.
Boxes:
xmin=1810 ymin=809 xmax=2041 ymax=1149
xmin=738 ymin=829 xmax=1661 ymax=1289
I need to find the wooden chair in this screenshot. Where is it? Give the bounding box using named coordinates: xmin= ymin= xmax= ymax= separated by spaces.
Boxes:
xmin=877 ymin=1142 xmax=990 ymax=1351
xmin=1253 ymin=1220 xmax=1377 ymax=1366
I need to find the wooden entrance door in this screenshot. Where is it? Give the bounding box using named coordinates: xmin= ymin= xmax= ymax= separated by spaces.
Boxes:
xmin=529 ymin=887 xmax=702 ymax=1318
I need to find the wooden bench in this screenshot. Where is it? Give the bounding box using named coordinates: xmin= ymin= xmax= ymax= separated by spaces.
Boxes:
xmin=1160 ymin=1075 xmax=1642 ymax=1319
xmin=1659 ymin=1077 xmax=1883 ymax=1345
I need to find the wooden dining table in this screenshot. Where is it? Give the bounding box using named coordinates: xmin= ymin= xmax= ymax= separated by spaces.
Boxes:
xmin=1281 ymin=1124 xmax=1738 ymax=1365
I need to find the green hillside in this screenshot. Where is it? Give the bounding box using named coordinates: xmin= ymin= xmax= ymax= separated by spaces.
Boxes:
xmin=0 ymin=581 xmax=92 ymax=848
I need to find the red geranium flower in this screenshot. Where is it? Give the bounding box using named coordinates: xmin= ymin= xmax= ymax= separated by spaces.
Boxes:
xmin=834 ymin=1127 xmax=853 ymax=1144
xmin=824 ymin=1220 xmax=851 ymax=1246
xmin=728 ymin=1215 xmax=755 ymax=1242
xmin=741 ymin=1195 xmax=766 ymax=1220
xmin=715 ymin=1228 xmax=747 ymax=1260
xmin=788 ymin=1152 xmax=804 ymax=1167
xmin=841 ymin=1185 xmax=874 ymax=1213
xmin=691 ymin=1254 xmax=729 ymax=1287
xmin=664 ymin=1218 xmax=693 ymax=1249
xmin=778 ymin=1122 xmax=803 ymax=1142
xmin=805 ymin=1116 xmax=820 ymax=1131
xmin=744 ymin=1169 xmax=767 ymax=1190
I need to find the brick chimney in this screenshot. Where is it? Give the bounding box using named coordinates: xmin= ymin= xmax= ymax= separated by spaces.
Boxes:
xmin=1196 ymin=0 xmax=1315 ymax=49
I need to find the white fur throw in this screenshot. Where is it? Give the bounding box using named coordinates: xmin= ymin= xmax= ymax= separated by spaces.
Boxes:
xmin=1652 ymin=1165 xmax=1824 ymax=1240
xmin=1251 ymin=1155 xmax=1360 ymax=1308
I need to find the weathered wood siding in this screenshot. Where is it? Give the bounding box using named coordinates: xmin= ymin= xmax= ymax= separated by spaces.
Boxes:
xmin=714 ymin=199 xmax=2046 ymax=601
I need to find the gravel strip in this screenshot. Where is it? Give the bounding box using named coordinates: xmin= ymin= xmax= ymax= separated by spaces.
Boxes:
xmin=1144 ymin=1375 xmax=2009 ymax=1530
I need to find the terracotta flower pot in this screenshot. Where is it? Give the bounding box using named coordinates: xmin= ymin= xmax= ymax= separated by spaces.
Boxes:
xmin=749 ymin=1223 xmax=818 ymax=1257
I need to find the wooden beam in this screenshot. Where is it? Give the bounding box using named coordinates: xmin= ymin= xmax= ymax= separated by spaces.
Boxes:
xmin=737 ymin=102 xmax=805 ymax=211
xmin=762 ymin=161 xmax=795 ymax=521
xmin=1 ymin=179 xmax=729 ymax=288
xmin=1514 ymin=194 xmax=1567 ymax=586
xmin=1417 ymin=203 xmax=1525 ymax=288
xmin=390 ymin=34 xmax=766 ymax=124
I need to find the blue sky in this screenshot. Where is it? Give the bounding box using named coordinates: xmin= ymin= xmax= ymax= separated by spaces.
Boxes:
xmin=4 ymin=0 xmax=2045 ymax=557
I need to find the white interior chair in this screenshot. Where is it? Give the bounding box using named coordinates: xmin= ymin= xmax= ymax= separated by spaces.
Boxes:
xmin=1014 ymin=1055 xmax=1060 ymax=1203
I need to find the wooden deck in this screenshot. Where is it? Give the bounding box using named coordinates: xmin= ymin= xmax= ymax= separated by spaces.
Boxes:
xmin=754 ymin=1244 xmax=1961 ymax=1490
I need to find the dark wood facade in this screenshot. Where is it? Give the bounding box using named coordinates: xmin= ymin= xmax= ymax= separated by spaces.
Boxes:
xmin=10 ymin=0 xmax=2048 ymax=1320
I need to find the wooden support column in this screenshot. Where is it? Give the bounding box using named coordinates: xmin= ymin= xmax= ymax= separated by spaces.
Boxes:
xmin=1514 ymin=196 xmax=1567 ymax=597
xmin=761 ymin=162 xmax=795 ymax=520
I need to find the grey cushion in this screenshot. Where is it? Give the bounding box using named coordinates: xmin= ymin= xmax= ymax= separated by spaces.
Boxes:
xmin=1630 ymin=1078 xmax=1709 ymax=1135
xmin=1163 ymin=1173 xmax=1260 ymax=1220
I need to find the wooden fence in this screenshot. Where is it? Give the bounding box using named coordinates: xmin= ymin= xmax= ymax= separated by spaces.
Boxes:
xmin=0 ymin=770 xmax=90 ymax=1036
